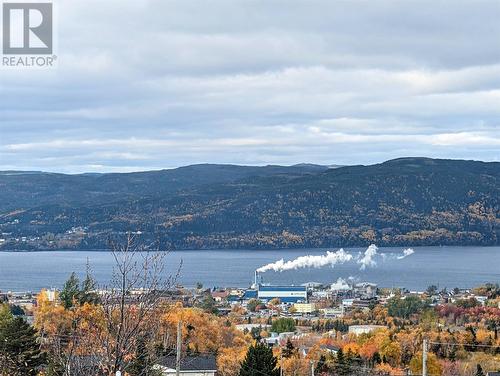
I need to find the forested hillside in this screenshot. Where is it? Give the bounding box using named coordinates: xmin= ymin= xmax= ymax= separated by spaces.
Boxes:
xmin=0 ymin=158 xmax=498 ymax=250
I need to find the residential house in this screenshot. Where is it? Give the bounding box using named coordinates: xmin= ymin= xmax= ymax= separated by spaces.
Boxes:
xmin=154 ymin=355 xmax=217 ymax=376
xmin=211 ymin=290 xmax=229 ymax=303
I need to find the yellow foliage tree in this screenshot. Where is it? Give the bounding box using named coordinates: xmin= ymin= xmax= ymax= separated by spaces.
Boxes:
xmin=379 ymin=339 xmax=401 ymax=367
xmin=34 ymin=289 xmax=73 ymax=337
xmin=375 ymin=363 xmax=404 ymax=375
xmin=409 ymin=351 xmax=442 ymax=376
xmin=282 ymin=355 xmax=310 ymax=376
xmin=343 ymin=342 xmax=360 ymax=355
xmin=162 ymin=305 xmax=252 ymax=376
xmin=217 ymin=344 xmax=249 ymax=376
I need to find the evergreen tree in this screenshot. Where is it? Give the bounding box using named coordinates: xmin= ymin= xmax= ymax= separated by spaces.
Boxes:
xmin=45 ymin=354 xmax=65 ymax=376
xmin=0 ymin=317 xmax=46 ymax=376
xmin=197 ymin=294 xmax=219 ymax=314
xmin=345 ymin=349 xmax=354 ymax=363
xmin=334 ymin=348 xmax=350 ymax=376
xmin=60 ymin=271 xmax=99 ymax=309
xmin=79 ymin=269 xmax=99 ymax=305
xmin=250 ymin=326 xmax=262 ymax=341
xmin=0 ymin=303 xmax=13 ymax=329
xmin=60 ymin=272 xmax=80 ymax=309
xmin=239 ymin=343 xmax=280 ymax=376
xmin=426 ymin=285 xmax=438 ymax=295
xmin=448 ymin=345 xmax=457 ymax=361
xmin=475 ymin=364 xmax=485 ymax=376
xmin=315 ymin=354 xmax=329 ymax=374
xmin=271 ymin=318 xmax=296 ymax=334
xmin=281 ymin=338 xmax=296 ymax=358
xmin=9 ymin=304 xmax=25 ymax=316
xmin=126 ymin=336 xmax=157 ymax=376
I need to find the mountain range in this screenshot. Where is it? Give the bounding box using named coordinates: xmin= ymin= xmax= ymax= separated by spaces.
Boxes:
xmin=0 ymin=157 xmax=498 ymax=251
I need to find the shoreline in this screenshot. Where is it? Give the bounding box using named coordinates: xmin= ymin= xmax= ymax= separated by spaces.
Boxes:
xmin=2 ymin=244 xmax=500 ymax=253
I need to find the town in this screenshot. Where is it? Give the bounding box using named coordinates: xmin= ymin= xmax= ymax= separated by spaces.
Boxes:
xmin=2 ymin=273 xmax=499 ymax=376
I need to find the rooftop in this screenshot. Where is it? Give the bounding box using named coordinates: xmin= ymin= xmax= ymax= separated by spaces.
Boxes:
xmin=157 ymin=354 xmax=217 ymax=371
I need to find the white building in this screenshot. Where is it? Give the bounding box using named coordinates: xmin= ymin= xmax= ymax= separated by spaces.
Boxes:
xmin=257 ymin=285 xmax=307 ymax=303
xmin=293 ymin=303 xmax=316 ymax=314
xmin=348 ymin=325 xmax=386 ymax=335
xmin=235 ymin=324 xmax=271 ymax=332
xmin=321 ymin=307 xmax=344 ymax=318
xmin=264 ymin=331 xmax=296 ymax=346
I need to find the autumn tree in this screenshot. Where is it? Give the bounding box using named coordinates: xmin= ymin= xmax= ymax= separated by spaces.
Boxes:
xmin=247 ymin=299 xmax=262 ymax=313
xmin=218 ymin=342 xmax=250 ymax=376
xmin=374 ymin=362 xmax=403 ymax=376
xmin=282 ymin=355 xmax=310 ymax=376
xmin=409 ymin=351 xmax=442 ymax=376
xmin=92 ymin=233 xmax=180 ymax=375
xmin=34 ymin=289 xmax=74 ymax=375
xmin=37 ymin=233 xmax=180 ymax=376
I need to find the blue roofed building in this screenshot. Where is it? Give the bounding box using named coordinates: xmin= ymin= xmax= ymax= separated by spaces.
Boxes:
xmin=242 ymin=289 xmax=258 ymax=300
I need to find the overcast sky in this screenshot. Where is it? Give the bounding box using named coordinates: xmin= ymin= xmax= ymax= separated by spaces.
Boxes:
xmin=1 ymin=0 xmax=499 ymax=173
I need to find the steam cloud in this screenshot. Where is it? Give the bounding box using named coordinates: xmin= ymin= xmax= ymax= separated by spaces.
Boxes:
xmin=256 ymin=249 xmax=353 ymax=273
xmin=330 ymin=277 xmax=350 ymax=290
xmin=357 ymin=244 xmax=379 ymax=270
xmin=357 ymin=245 xmax=415 ymax=269
xmin=397 ymin=248 xmax=415 ymax=259
xmin=256 ymin=245 xmax=415 ymax=274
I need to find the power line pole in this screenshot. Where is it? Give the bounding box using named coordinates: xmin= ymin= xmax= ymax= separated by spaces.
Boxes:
xmin=176 ymin=320 xmax=182 ymax=376
xmin=422 ymin=339 xmax=428 ymax=376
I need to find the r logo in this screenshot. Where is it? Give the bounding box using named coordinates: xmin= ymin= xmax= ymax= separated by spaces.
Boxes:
xmin=3 ymin=3 xmax=53 ymax=54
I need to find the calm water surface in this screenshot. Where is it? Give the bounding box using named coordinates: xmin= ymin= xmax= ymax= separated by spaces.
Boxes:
xmin=0 ymin=246 xmax=499 ymax=291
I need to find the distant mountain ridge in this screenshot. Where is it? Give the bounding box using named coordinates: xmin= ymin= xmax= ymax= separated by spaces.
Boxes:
xmin=0 ymin=164 xmax=330 ymax=211
xmin=0 ymin=158 xmax=498 ymax=250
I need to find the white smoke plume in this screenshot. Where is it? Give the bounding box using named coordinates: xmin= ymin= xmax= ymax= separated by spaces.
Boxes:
xmin=357 ymin=245 xmax=415 ymax=269
xmin=330 ymin=277 xmax=350 ymax=291
xmin=397 ymin=248 xmax=415 ymax=259
xmin=256 ymin=245 xmax=415 ymax=274
xmin=357 ymin=244 xmax=379 ymax=270
xmin=256 ymin=249 xmax=353 ymax=273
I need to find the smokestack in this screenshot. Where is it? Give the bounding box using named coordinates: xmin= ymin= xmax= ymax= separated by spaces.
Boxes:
xmin=253 ymin=270 xmax=262 ymax=288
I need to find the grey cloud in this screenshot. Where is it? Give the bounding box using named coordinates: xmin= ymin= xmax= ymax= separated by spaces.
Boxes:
xmin=0 ymin=0 xmax=499 ymax=172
